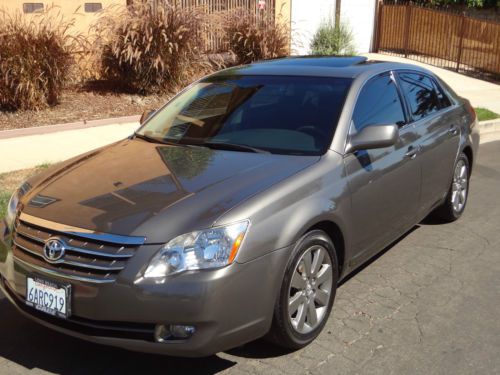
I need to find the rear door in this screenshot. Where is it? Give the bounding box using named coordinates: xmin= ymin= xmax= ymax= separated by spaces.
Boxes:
xmin=396 ymin=71 xmax=461 ymax=216
xmin=344 ymin=72 xmax=421 ymax=266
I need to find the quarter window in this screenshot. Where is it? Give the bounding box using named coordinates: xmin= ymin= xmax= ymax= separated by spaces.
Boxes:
xmin=352 ymin=74 xmax=406 ymax=132
xmin=399 ymin=72 xmax=441 ymax=121
xmin=434 ymin=80 xmax=452 ymax=109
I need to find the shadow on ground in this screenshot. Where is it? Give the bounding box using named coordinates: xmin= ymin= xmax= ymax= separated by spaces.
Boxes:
xmin=0 ymin=297 xmax=233 ymax=375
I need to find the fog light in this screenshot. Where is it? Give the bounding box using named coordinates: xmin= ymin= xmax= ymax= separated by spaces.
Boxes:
xmin=154 ymin=324 xmax=172 ymax=343
xmin=154 ymin=324 xmax=195 ymax=342
xmin=170 ymin=324 xmax=196 ymax=339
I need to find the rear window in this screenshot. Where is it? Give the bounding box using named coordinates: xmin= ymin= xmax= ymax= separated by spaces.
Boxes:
xmin=138 ymin=75 xmax=352 ymax=155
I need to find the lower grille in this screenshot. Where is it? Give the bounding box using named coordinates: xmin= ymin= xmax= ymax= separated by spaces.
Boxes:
xmin=12 ymin=213 xmax=145 ymax=283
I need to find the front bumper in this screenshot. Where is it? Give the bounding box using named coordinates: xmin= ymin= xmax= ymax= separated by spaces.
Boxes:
xmin=0 ymin=220 xmax=292 ymax=357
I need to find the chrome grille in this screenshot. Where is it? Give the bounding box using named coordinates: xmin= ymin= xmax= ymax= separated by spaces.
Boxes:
xmin=12 ymin=213 xmax=145 ymax=283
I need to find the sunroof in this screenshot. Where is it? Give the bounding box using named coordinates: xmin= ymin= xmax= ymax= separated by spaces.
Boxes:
xmin=257 ymin=56 xmax=368 ymax=68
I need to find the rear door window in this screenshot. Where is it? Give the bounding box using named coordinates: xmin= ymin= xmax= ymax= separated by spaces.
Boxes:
xmin=398 ymin=72 xmax=441 ymax=121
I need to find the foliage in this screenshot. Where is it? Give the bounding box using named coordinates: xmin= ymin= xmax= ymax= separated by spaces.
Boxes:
xmin=222 ymin=8 xmax=290 ymax=65
xmin=310 ymin=21 xmax=356 ymax=56
xmin=475 ymin=107 xmax=500 ymax=121
xmin=93 ymin=1 xmax=208 ymax=94
xmin=410 ymin=0 xmax=498 ymax=8
xmin=0 ymin=190 xmax=10 ymax=220
xmin=0 ymin=8 xmax=76 ymax=111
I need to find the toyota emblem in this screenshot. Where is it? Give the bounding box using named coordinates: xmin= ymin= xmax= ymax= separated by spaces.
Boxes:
xmin=43 ymin=238 xmax=66 ymax=263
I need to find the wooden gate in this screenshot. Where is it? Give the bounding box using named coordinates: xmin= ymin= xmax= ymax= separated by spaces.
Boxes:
xmin=375 ymin=3 xmax=500 ymax=81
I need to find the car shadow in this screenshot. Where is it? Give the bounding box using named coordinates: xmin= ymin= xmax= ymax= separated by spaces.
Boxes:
xmin=0 ymin=226 xmax=421 ymax=370
xmin=0 ymin=297 xmax=235 ymax=374
xmin=339 ymin=225 xmax=420 ymax=285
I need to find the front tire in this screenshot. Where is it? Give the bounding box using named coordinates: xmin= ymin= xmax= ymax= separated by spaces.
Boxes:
xmin=430 ymin=152 xmax=470 ymax=223
xmin=269 ymin=230 xmax=339 ymax=350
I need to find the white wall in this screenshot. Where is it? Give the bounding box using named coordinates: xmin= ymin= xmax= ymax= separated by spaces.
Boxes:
xmin=291 ymin=0 xmax=336 ymax=55
xmin=341 ymin=0 xmax=377 ymax=53
xmin=290 ymin=0 xmax=377 ymax=55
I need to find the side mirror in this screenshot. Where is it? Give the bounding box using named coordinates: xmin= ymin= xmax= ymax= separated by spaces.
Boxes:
xmin=345 ymin=124 xmax=399 ymax=154
xmin=140 ymin=109 xmax=156 ymax=125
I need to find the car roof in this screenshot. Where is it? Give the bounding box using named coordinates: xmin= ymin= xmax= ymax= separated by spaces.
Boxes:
xmin=209 ymin=56 xmax=434 ymax=80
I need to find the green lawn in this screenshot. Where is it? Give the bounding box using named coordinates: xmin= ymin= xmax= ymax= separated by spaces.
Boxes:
xmin=0 ymin=190 xmax=10 ymax=220
xmin=476 ymin=107 xmax=500 ymax=122
xmin=0 ymin=164 xmax=51 ymax=220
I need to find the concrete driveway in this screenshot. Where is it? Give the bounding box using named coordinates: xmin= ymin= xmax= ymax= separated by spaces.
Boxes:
xmin=0 ymin=141 xmax=499 ymax=374
xmin=363 ymin=53 xmax=500 ymax=114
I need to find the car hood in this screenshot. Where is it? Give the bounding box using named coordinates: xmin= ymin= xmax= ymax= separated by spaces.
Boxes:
xmin=22 ymin=139 xmax=319 ymax=243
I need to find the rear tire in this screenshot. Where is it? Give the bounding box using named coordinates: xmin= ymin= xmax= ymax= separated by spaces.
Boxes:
xmin=268 ymin=230 xmax=339 ymax=350
xmin=429 ymin=152 xmax=470 ymax=223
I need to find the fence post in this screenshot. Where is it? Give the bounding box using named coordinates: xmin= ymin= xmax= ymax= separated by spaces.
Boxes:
xmin=456 ymin=12 xmax=466 ymax=72
xmin=373 ymin=0 xmax=383 ymax=52
xmin=403 ymin=4 xmax=412 ymax=58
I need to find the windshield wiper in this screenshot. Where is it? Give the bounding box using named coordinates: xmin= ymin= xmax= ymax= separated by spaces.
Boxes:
xmin=134 ymin=133 xmax=184 ymax=147
xmin=201 ymin=142 xmax=270 ymax=154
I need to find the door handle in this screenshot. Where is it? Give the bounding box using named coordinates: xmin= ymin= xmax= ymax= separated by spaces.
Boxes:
xmin=405 ymin=146 xmax=419 ymax=159
xmin=448 ymin=124 xmax=459 ymax=136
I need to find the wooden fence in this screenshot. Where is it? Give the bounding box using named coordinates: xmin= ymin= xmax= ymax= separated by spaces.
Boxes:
xmin=174 ymin=0 xmax=276 ymax=52
xmin=375 ymin=4 xmax=500 ymax=81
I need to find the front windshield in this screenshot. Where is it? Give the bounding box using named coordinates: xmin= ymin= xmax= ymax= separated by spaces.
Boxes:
xmin=137 ymin=75 xmax=352 ymax=155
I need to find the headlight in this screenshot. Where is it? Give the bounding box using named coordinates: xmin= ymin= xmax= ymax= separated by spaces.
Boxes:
xmin=143 ymin=221 xmax=249 ymax=279
xmin=5 ymin=191 xmax=20 ymax=228
xmin=5 ymin=182 xmax=31 ymax=229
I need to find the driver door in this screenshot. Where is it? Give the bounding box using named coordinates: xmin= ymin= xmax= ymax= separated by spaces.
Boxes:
xmin=344 ymin=73 xmax=421 ymax=266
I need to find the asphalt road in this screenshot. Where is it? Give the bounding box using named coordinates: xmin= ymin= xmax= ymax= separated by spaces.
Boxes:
xmin=1 ymin=142 xmax=499 ymax=375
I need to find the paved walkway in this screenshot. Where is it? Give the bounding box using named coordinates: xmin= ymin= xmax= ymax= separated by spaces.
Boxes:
xmin=0 ymin=122 xmax=139 ymax=174
xmin=363 ymin=53 xmax=500 ymax=114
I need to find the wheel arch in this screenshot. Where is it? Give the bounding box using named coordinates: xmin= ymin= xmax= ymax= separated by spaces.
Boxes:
xmin=462 ymin=145 xmax=473 ymax=174
xmin=302 ymin=220 xmax=346 ymax=278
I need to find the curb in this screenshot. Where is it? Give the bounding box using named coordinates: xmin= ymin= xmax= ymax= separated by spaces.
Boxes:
xmin=478 ymin=119 xmax=500 ymax=144
xmin=0 ymin=115 xmax=140 ymax=140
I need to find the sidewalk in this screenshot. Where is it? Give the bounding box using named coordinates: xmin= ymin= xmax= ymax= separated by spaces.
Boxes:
xmin=0 ymin=121 xmax=139 ymax=174
xmin=363 ymin=53 xmax=500 ymax=114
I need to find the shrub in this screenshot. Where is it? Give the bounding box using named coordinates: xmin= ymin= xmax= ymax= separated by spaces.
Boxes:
xmin=223 ymin=8 xmax=290 ymax=65
xmin=94 ymin=1 xmax=207 ymax=94
xmin=310 ymin=21 xmax=356 ymax=56
xmin=0 ymin=9 xmax=75 ymax=110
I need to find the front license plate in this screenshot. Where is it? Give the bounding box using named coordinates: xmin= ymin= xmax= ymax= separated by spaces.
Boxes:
xmin=25 ymin=276 xmax=71 ymax=319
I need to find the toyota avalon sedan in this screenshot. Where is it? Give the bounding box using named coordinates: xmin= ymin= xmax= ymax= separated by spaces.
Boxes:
xmin=0 ymin=56 xmax=479 ymax=357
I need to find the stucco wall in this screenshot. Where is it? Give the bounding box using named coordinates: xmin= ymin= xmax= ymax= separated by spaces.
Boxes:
xmin=290 ymin=0 xmax=377 ymax=55
xmin=341 ymin=0 xmax=377 ymax=53
xmin=290 ymin=0 xmax=336 ymax=55
xmin=1 ymin=0 xmax=126 ymax=35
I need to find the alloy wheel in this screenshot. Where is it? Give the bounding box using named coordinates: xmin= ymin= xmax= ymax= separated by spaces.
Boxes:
xmin=288 ymin=245 xmax=333 ymax=335
xmin=451 ymin=159 xmax=468 ymax=213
